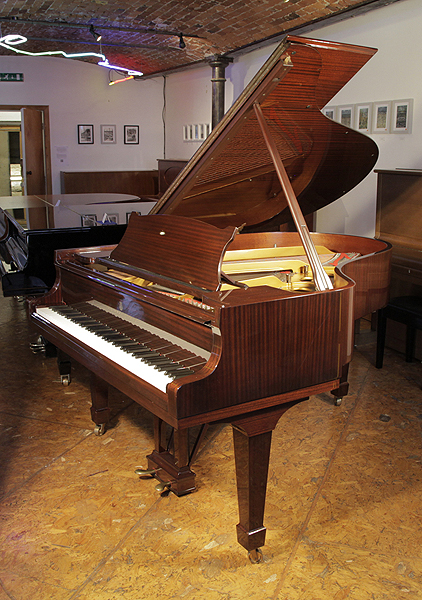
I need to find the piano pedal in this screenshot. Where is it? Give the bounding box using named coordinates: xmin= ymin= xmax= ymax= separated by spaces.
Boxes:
xmin=94 ymin=423 xmax=106 ymax=436
xmin=248 ymin=548 xmax=263 ymax=564
xmin=134 ymin=466 xmax=162 ymax=478
xmin=155 ymin=480 xmax=172 ymax=494
xmin=30 ymin=335 xmax=57 ymax=358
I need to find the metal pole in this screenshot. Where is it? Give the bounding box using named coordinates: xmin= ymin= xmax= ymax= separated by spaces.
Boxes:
xmin=208 ymin=55 xmax=233 ymax=129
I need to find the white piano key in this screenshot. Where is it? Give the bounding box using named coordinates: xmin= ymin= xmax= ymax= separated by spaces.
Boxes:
xmin=35 ymin=307 xmax=174 ymax=392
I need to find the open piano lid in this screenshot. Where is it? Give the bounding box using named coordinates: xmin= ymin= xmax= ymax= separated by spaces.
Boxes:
xmin=151 ymin=35 xmax=378 ymax=230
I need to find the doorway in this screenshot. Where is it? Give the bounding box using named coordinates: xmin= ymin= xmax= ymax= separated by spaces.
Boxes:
xmin=0 ymin=104 xmax=52 ymax=227
xmin=0 ymin=105 xmax=51 ymax=195
xmin=0 ymin=111 xmax=22 ymax=197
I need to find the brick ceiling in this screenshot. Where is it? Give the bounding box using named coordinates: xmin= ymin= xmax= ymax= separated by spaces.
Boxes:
xmin=0 ymin=0 xmax=401 ymax=77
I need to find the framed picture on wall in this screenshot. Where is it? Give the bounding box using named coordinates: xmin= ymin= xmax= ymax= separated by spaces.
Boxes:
xmin=391 ymin=99 xmax=413 ymax=133
xmin=77 ymin=124 xmax=94 ymax=144
xmin=102 ymin=213 xmax=118 ymax=224
xmin=322 ymin=106 xmax=337 ymax=121
xmin=372 ymin=102 xmax=390 ymax=133
xmin=81 ymin=214 xmax=97 ymax=226
xmin=124 ymin=125 xmax=139 ymax=144
xmin=338 ymin=105 xmax=354 ymax=128
xmin=354 ymin=103 xmax=372 ymax=133
xmin=100 ymin=124 xmax=116 ymax=144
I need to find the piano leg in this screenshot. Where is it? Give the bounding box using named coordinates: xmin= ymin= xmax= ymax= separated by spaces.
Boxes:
xmin=231 ymin=400 xmax=305 ymax=561
xmin=57 ymin=350 xmax=72 ymax=386
xmin=330 ymin=363 xmax=349 ymax=406
xmin=90 ymin=373 xmax=111 ymax=435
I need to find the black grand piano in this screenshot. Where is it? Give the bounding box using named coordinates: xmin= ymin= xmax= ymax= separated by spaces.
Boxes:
xmin=0 ymin=207 xmax=126 ymax=296
xmin=28 ymin=35 xmax=391 ymax=561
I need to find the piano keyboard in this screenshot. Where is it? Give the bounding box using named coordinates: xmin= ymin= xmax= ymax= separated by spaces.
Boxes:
xmin=35 ymin=301 xmax=210 ymax=393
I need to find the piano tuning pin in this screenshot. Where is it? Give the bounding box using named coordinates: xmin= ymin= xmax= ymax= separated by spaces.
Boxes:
xmin=155 ymin=481 xmax=172 ymax=493
xmin=135 ymin=467 xmax=161 ymax=477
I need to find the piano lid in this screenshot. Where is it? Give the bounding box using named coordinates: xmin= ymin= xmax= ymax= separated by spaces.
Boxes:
xmin=151 ymin=35 xmax=378 ymax=230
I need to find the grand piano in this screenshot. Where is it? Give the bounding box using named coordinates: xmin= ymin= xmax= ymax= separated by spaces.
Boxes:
xmin=28 ymin=35 xmax=391 ymax=561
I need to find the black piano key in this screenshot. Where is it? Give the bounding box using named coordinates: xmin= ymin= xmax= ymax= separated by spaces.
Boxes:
xmin=50 ymin=304 xmax=203 ymax=381
xmin=131 ymin=348 xmax=162 ymax=357
xmin=163 ymin=367 xmax=195 ymax=377
xmin=116 ymin=341 xmax=140 ymax=349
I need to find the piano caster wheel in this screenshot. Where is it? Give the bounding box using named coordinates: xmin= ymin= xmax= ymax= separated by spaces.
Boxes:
xmin=334 ymin=397 xmax=342 ymax=406
xmin=155 ymin=481 xmax=172 ymax=493
xmin=94 ymin=423 xmax=106 ymax=436
xmin=61 ymin=375 xmax=71 ymax=386
xmin=248 ymin=548 xmax=263 ymax=564
xmin=135 ymin=467 xmax=161 ymax=478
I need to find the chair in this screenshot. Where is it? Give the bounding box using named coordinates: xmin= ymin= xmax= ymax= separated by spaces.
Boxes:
xmin=376 ymin=296 xmax=422 ymax=368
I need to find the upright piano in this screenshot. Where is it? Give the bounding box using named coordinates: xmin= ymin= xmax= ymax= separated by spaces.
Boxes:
xmin=29 ymin=35 xmax=391 ymax=561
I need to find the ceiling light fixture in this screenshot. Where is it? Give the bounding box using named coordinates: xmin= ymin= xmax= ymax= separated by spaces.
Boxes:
xmin=97 ymin=58 xmax=142 ymax=76
xmin=179 ymin=33 xmax=186 ymax=49
xmin=109 ymin=75 xmax=134 ymax=86
xmin=0 ymin=34 xmax=143 ymax=76
xmin=89 ymin=24 xmax=102 ymax=42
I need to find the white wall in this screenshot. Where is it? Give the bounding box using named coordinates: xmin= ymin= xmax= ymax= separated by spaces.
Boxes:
xmin=0 ymin=55 xmax=164 ymax=193
xmin=163 ymin=68 xmax=212 ymax=159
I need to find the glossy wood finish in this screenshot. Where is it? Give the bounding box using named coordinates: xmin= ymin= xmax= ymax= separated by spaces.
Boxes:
xmin=157 ymin=159 xmax=187 ymax=194
xmin=375 ymin=169 xmax=422 ymax=299
xmin=231 ymin=400 xmax=304 ymax=551
xmin=60 ymin=170 xmax=158 ymax=196
xmin=152 ymin=36 xmax=378 ymax=230
xmin=228 ymin=231 xmax=392 ymax=320
xmin=27 ymin=36 xmax=391 ymax=558
xmin=252 ymin=101 xmax=332 ymax=292
xmin=4 ymin=300 xmax=422 ymax=596
xmin=110 ymin=213 xmax=238 ymax=293
xmin=29 ymin=221 xmax=356 ymax=554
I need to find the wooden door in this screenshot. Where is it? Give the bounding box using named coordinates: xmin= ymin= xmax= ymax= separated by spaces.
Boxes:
xmin=21 ymin=107 xmax=48 ymax=227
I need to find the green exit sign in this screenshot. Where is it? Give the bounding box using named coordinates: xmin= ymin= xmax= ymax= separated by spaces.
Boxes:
xmin=0 ymin=73 xmax=24 ymax=82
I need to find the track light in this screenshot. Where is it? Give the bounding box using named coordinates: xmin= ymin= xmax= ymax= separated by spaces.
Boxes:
xmin=89 ymin=24 xmax=102 ymax=42
xmin=179 ymin=33 xmax=185 ymax=49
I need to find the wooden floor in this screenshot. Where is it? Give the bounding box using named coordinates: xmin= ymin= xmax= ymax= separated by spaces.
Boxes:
xmin=1 ymin=293 xmax=422 ymax=600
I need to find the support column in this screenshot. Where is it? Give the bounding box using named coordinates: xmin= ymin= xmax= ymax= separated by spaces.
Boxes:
xmin=208 ymin=55 xmax=233 ymax=129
